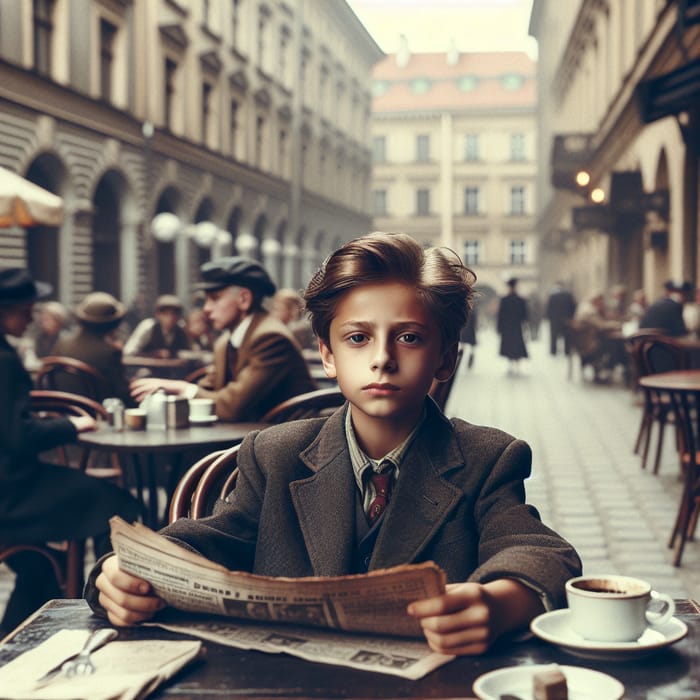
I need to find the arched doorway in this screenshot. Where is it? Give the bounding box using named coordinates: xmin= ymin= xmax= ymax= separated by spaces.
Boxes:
xmin=92 ymin=170 xmax=125 ymax=297
xmin=154 ymin=187 xmax=180 ymax=295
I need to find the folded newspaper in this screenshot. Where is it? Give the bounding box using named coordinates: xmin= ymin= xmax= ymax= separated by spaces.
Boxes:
xmin=110 ymin=517 xmax=446 ymax=639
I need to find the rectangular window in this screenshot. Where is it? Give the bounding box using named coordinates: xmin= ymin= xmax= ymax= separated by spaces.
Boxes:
xmin=33 ymin=0 xmax=55 ymax=75
xmin=463 ymin=187 xmax=479 ymax=215
xmin=201 ymin=82 xmax=212 ymax=143
xmin=278 ymin=128 xmax=287 ymax=175
xmin=416 ymin=134 xmax=430 ymax=162
xmin=463 ymin=240 xmax=480 ymax=266
xmin=231 ymin=0 xmax=241 ymax=48
xmin=416 ymin=188 xmax=430 ymax=216
xmin=164 ymin=58 xmax=177 ymax=130
xmin=372 ymin=190 xmax=387 ymax=216
xmin=373 ymin=136 xmax=386 ymax=163
xmin=510 ymin=239 xmax=526 ymax=265
xmin=229 ymin=99 xmax=239 ymax=156
xmin=510 ymin=133 xmax=526 ymax=161
xmin=510 ymin=186 xmax=526 ymax=215
xmin=257 ymin=7 xmax=269 ymax=72
xmin=464 ymin=134 xmax=479 ymax=161
xmin=99 ymin=18 xmax=117 ymax=101
xmin=255 ymin=115 xmax=265 ymax=167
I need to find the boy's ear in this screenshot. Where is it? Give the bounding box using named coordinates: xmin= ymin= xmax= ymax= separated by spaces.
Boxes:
xmin=318 ymin=339 xmax=338 ymax=379
xmin=434 ymin=343 xmax=459 ymax=382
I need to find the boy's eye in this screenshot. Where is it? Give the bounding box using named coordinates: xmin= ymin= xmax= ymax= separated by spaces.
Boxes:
xmin=398 ymin=333 xmax=420 ymax=344
xmin=347 ymin=333 xmax=367 ymax=344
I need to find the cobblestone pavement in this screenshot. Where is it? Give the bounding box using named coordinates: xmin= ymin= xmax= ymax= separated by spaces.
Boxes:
xmin=2 ymin=327 xmax=698 ymax=623
xmin=448 ymin=327 xmax=700 ymax=602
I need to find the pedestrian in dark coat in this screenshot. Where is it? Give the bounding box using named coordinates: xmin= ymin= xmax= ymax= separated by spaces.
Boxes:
xmin=497 ymin=278 xmax=528 ymax=374
xmin=0 ymin=268 xmax=141 ymax=635
xmin=545 ymin=282 xmax=576 ymax=355
xmin=639 ymin=281 xmax=690 ymax=337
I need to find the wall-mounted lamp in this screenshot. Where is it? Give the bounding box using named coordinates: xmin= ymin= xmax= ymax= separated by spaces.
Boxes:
xmin=590 ymin=188 xmax=605 ymax=204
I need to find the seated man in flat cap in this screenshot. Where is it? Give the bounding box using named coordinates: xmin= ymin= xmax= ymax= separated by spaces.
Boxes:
xmin=123 ymin=294 xmax=192 ymax=358
xmin=131 ymin=257 xmax=316 ymax=421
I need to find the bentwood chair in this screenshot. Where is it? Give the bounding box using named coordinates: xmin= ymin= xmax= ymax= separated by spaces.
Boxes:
xmin=168 ymin=445 xmax=240 ymax=523
xmin=34 ymin=356 xmax=106 ymax=402
xmin=261 ymin=387 xmax=346 ymax=423
xmin=638 ymin=336 xmax=687 ymax=474
xmin=29 ymin=389 xmax=123 ymax=484
xmin=168 ymin=449 xmax=228 ymax=523
xmin=661 ymin=384 xmax=700 ymax=566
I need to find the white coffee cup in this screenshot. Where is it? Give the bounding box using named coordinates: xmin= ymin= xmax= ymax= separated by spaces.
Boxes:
xmin=565 ymin=574 xmax=675 ymax=642
xmin=189 ymin=397 xmax=215 ymax=420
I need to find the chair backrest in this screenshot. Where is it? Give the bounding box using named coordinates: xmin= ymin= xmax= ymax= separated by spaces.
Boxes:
xmin=35 ymin=355 xmax=105 ymax=401
xmin=640 ymin=336 xmax=686 ymax=376
xmin=168 ymin=448 xmax=228 ymax=523
xmin=261 ymin=387 xmax=345 ymax=423
xmin=623 ymin=329 xmax=667 ymax=386
xmin=191 ymin=444 xmax=241 ymax=519
xmin=429 ymin=347 xmax=464 ymax=412
xmin=29 ymin=389 xmax=110 ymax=420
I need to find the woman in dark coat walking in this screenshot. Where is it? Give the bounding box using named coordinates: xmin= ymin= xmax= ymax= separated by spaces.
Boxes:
xmin=497 ymin=278 xmax=529 ymax=375
xmin=0 ymin=268 xmax=141 ymax=635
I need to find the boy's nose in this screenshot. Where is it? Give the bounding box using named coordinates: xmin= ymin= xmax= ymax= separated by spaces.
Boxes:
xmin=371 ymin=342 xmax=397 ymax=372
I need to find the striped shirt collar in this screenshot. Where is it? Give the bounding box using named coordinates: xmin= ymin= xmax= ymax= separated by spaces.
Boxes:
xmin=345 ymin=405 xmax=426 ymax=492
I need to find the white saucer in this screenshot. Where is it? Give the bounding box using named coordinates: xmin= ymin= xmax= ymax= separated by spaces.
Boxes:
xmin=530 ymin=608 xmax=688 ymax=661
xmin=189 ymin=414 xmax=217 ymax=425
xmin=473 ymin=663 xmax=624 ymax=700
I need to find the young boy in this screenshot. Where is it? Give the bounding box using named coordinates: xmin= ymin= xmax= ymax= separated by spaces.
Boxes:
xmin=87 ymin=232 xmax=580 ymax=655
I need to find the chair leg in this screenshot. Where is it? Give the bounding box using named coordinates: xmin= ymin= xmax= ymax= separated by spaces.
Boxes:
xmin=65 ymin=540 xmax=86 ymax=598
xmin=652 ymin=415 xmax=668 ymax=475
xmin=641 ymin=413 xmax=654 ymax=470
xmin=634 ymin=408 xmax=651 ymax=456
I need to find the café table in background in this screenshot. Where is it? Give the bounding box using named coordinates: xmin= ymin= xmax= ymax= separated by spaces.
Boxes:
xmin=1 ymin=598 xmax=698 ymax=699
xmin=78 ymin=421 xmax=267 ymax=528
xmin=122 ymin=351 xmax=213 ymax=381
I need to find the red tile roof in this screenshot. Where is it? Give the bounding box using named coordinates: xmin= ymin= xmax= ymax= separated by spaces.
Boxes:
xmin=373 ymin=51 xmax=536 ymax=112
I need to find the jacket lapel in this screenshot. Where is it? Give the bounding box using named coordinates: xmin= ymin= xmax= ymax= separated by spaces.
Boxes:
xmin=289 ymin=401 xmax=465 ymax=575
xmin=289 ymin=407 xmax=357 ymax=576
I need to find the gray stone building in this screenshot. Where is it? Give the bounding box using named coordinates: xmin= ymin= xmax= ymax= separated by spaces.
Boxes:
xmin=0 ymin=0 xmax=383 ymax=308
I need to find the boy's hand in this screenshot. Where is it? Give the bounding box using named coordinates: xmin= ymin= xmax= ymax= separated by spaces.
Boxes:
xmin=95 ymin=554 xmax=166 ymax=626
xmin=407 ymin=579 xmax=544 ymax=656
xmin=130 ymin=377 xmax=188 ymax=403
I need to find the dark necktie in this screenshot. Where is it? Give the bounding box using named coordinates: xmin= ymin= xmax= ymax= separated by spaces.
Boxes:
xmin=225 ymin=343 xmax=238 ymax=383
xmin=367 ymin=469 xmax=393 ymax=525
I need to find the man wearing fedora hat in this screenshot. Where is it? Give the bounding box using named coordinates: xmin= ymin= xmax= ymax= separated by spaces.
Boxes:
xmin=0 ymin=268 xmax=141 ymax=634
xmin=53 ymin=291 xmax=133 ymax=405
xmin=131 ymin=257 xmax=316 ymax=421
xmin=123 ymin=294 xmax=192 ymax=358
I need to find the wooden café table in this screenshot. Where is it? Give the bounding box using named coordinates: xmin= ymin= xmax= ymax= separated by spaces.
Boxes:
xmin=0 ymin=598 xmax=698 ymax=699
xmin=79 ymin=421 xmax=267 ymax=528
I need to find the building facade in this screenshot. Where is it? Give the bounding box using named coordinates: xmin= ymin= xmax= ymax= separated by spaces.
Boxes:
xmin=370 ymin=42 xmax=539 ymax=304
xmin=0 ymin=0 xmax=383 ymax=308
xmin=530 ymin=0 xmax=700 ymax=307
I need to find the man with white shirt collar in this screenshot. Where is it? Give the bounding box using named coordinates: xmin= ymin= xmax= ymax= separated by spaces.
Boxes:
xmin=131 ymin=257 xmax=316 ymax=421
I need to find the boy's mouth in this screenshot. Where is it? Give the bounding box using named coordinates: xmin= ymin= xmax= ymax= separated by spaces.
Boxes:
xmin=363 ymin=383 xmax=400 ymax=395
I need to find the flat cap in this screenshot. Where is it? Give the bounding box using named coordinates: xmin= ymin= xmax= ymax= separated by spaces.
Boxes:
xmin=0 ymin=267 xmax=52 ymax=306
xmin=196 ymin=256 xmax=276 ymax=297
xmin=155 ymin=294 xmax=184 ymax=312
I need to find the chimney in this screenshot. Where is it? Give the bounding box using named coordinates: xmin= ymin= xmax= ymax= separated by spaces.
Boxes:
xmin=447 ymin=37 xmax=459 ymax=66
xmin=397 ymin=34 xmax=410 ymax=68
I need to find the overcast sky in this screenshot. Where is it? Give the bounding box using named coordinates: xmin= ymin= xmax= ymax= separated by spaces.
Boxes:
xmin=346 ymin=0 xmax=537 ymax=57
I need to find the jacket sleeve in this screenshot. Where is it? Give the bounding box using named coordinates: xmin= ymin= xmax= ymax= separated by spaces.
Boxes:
xmin=200 ymin=332 xmax=305 ymax=421
xmin=467 ymin=438 xmax=581 ymax=609
xmin=0 ymin=346 xmax=76 ymax=481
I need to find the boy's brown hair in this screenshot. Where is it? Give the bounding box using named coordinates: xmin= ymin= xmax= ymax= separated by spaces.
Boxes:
xmin=304 ymin=231 xmax=475 ymax=350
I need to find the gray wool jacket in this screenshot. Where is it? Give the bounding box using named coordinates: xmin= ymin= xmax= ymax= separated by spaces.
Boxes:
xmin=86 ymin=399 xmax=580 ymax=615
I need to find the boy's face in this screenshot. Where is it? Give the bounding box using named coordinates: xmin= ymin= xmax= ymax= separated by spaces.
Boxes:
xmin=156 ymin=308 xmax=181 ymax=333
xmin=203 ymin=285 xmax=251 ymax=331
xmin=319 ymin=281 xmax=455 ymax=431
